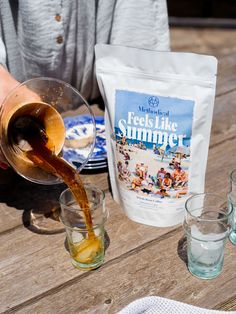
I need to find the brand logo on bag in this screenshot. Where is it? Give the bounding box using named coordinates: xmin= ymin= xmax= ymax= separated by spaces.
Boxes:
xmin=148 ymin=96 xmax=159 ymax=107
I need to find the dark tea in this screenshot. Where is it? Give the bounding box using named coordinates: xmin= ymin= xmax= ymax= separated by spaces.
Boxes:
xmin=8 ymin=102 xmax=102 ymax=264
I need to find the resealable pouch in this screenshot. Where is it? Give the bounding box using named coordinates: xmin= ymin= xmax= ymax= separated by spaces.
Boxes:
xmin=95 ymin=44 xmax=218 ymax=227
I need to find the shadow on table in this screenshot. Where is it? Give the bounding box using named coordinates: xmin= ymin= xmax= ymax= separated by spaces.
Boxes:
xmin=177 ymin=235 xmax=188 ymax=267
xmin=0 ymin=168 xmax=67 ymax=234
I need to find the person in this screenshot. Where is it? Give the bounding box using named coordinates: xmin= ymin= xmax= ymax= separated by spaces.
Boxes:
xmin=141 ymin=182 xmax=154 ymax=195
xmin=157 ymin=188 xmax=170 ymax=198
xmin=0 ymin=0 xmax=170 ymax=168
xmin=157 ymin=167 xmax=166 ymax=185
xmin=161 ymin=172 xmax=172 ymax=190
xmin=172 ymin=166 xmax=183 ymax=183
xmin=131 ymin=176 xmax=142 ymax=191
xmin=124 ymin=152 xmax=130 ymax=161
xmin=135 ymin=162 xmax=148 ymax=180
xmin=169 ymin=157 xmax=181 ymax=169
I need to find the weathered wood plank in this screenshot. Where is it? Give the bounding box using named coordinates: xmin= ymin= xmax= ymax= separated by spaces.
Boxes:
xmin=171 ymin=28 xmax=236 ymax=97
xmin=206 ymin=137 xmax=236 ymax=194
xmin=0 ymin=192 xmax=176 ymax=313
xmin=1 ymin=136 xmax=236 ymax=313
xmin=216 ymin=53 xmax=236 ymax=96
xmin=1 ymin=84 xmax=235 ymax=234
xmin=10 ymin=228 xmax=236 ymax=314
xmin=170 ymin=27 xmax=236 ymax=58
xmin=210 ymin=89 xmax=236 ymax=147
xmin=0 ymin=170 xmax=109 ymax=235
xmin=1 ymin=30 xmax=236 ymax=235
xmin=1 ymin=28 xmax=236 ymax=314
xmin=0 ymin=84 xmax=233 ymax=235
xmin=215 ymin=296 xmax=236 ymax=312
xmin=0 ymin=173 xmax=66 ymax=234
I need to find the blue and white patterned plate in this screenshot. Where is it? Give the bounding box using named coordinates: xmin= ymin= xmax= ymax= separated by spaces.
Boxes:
xmin=63 ymin=115 xmax=107 ymax=169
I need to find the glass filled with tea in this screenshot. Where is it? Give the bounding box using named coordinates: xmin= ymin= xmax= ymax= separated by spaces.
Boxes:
xmin=59 ymin=184 xmax=108 ymax=269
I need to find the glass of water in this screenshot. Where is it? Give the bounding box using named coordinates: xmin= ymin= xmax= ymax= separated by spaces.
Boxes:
xmin=183 ymin=193 xmax=233 ymax=279
xmin=228 ymin=169 xmax=236 ymax=245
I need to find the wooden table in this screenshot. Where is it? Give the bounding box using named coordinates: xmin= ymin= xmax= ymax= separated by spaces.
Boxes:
xmin=1 ymin=27 xmax=236 ymax=313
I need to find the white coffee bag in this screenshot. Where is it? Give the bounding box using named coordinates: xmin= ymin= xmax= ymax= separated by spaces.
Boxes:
xmin=95 ymin=44 xmax=217 ymax=227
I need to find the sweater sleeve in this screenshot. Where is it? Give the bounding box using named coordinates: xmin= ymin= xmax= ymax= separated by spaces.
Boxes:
xmin=109 ymin=0 xmax=170 ymax=51
xmin=0 ymin=17 xmax=6 ymax=66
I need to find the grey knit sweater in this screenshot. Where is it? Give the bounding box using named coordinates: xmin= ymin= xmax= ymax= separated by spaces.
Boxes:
xmin=0 ymin=0 xmax=169 ymax=101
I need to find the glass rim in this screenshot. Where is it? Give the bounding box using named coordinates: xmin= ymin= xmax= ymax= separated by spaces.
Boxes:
xmin=185 ymin=192 xmax=233 ymax=222
xmin=59 ymin=184 xmax=107 ymax=230
xmin=227 ymin=193 xmax=236 ymax=205
xmin=59 ymin=184 xmax=105 ymax=212
xmin=230 ymin=169 xmax=236 ymax=184
xmin=2 ymin=76 xmax=91 ymax=107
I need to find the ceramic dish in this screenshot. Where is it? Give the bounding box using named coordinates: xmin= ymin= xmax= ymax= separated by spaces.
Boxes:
xmin=63 ymin=115 xmax=107 ymax=169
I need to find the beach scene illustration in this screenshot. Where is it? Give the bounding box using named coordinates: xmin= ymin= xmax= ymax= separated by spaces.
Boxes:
xmin=113 ymin=89 xmax=194 ymax=201
xmin=114 ymin=135 xmax=190 ymax=199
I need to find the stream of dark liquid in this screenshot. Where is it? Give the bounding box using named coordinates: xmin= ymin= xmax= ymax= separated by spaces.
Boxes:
xmin=8 ymin=113 xmax=96 ymax=240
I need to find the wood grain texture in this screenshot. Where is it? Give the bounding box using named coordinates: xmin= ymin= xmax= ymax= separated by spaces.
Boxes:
xmin=216 ymin=53 xmax=236 ymax=96
xmin=1 ymin=82 xmax=235 ymax=235
xmin=1 ymin=84 xmax=235 ymax=235
xmin=1 ymin=29 xmax=236 ymax=234
xmin=171 ymin=28 xmax=236 ymax=97
xmin=210 ymin=89 xmax=236 ymax=149
xmin=0 ymin=171 xmax=109 ymax=235
xmin=1 ymin=27 xmax=236 ymax=313
xmin=170 ymin=28 xmax=236 ymax=58
xmin=215 ymin=296 xmax=236 ymax=311
xmin=1 ymin=137 xmax=236 ymax=313
xmin=0 ymin=192 xmax=177 ymax=313
xmin=9 ymin=229 xmax=236 ymax=314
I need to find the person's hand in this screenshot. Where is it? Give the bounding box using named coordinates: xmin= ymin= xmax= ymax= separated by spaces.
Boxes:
xmin=0 ymin=65 xmax=20 ymax=106
xmin=0 ymin=66 xmax=20 ymax=169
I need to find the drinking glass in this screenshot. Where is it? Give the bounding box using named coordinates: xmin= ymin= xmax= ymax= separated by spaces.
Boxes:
xmin=183 ymin=193 xmax=233 ymax=279
xmin=59 ymin=184 xmax=108 ymax=270
xmin=0 ymin=77 xmax=96 ymax=232
xmin=228 ymin=169 xmax=236 ymax=245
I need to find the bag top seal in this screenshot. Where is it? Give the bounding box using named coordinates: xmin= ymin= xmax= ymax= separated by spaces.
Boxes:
xmin=95 ymin=44 xmax=218 ymax=79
